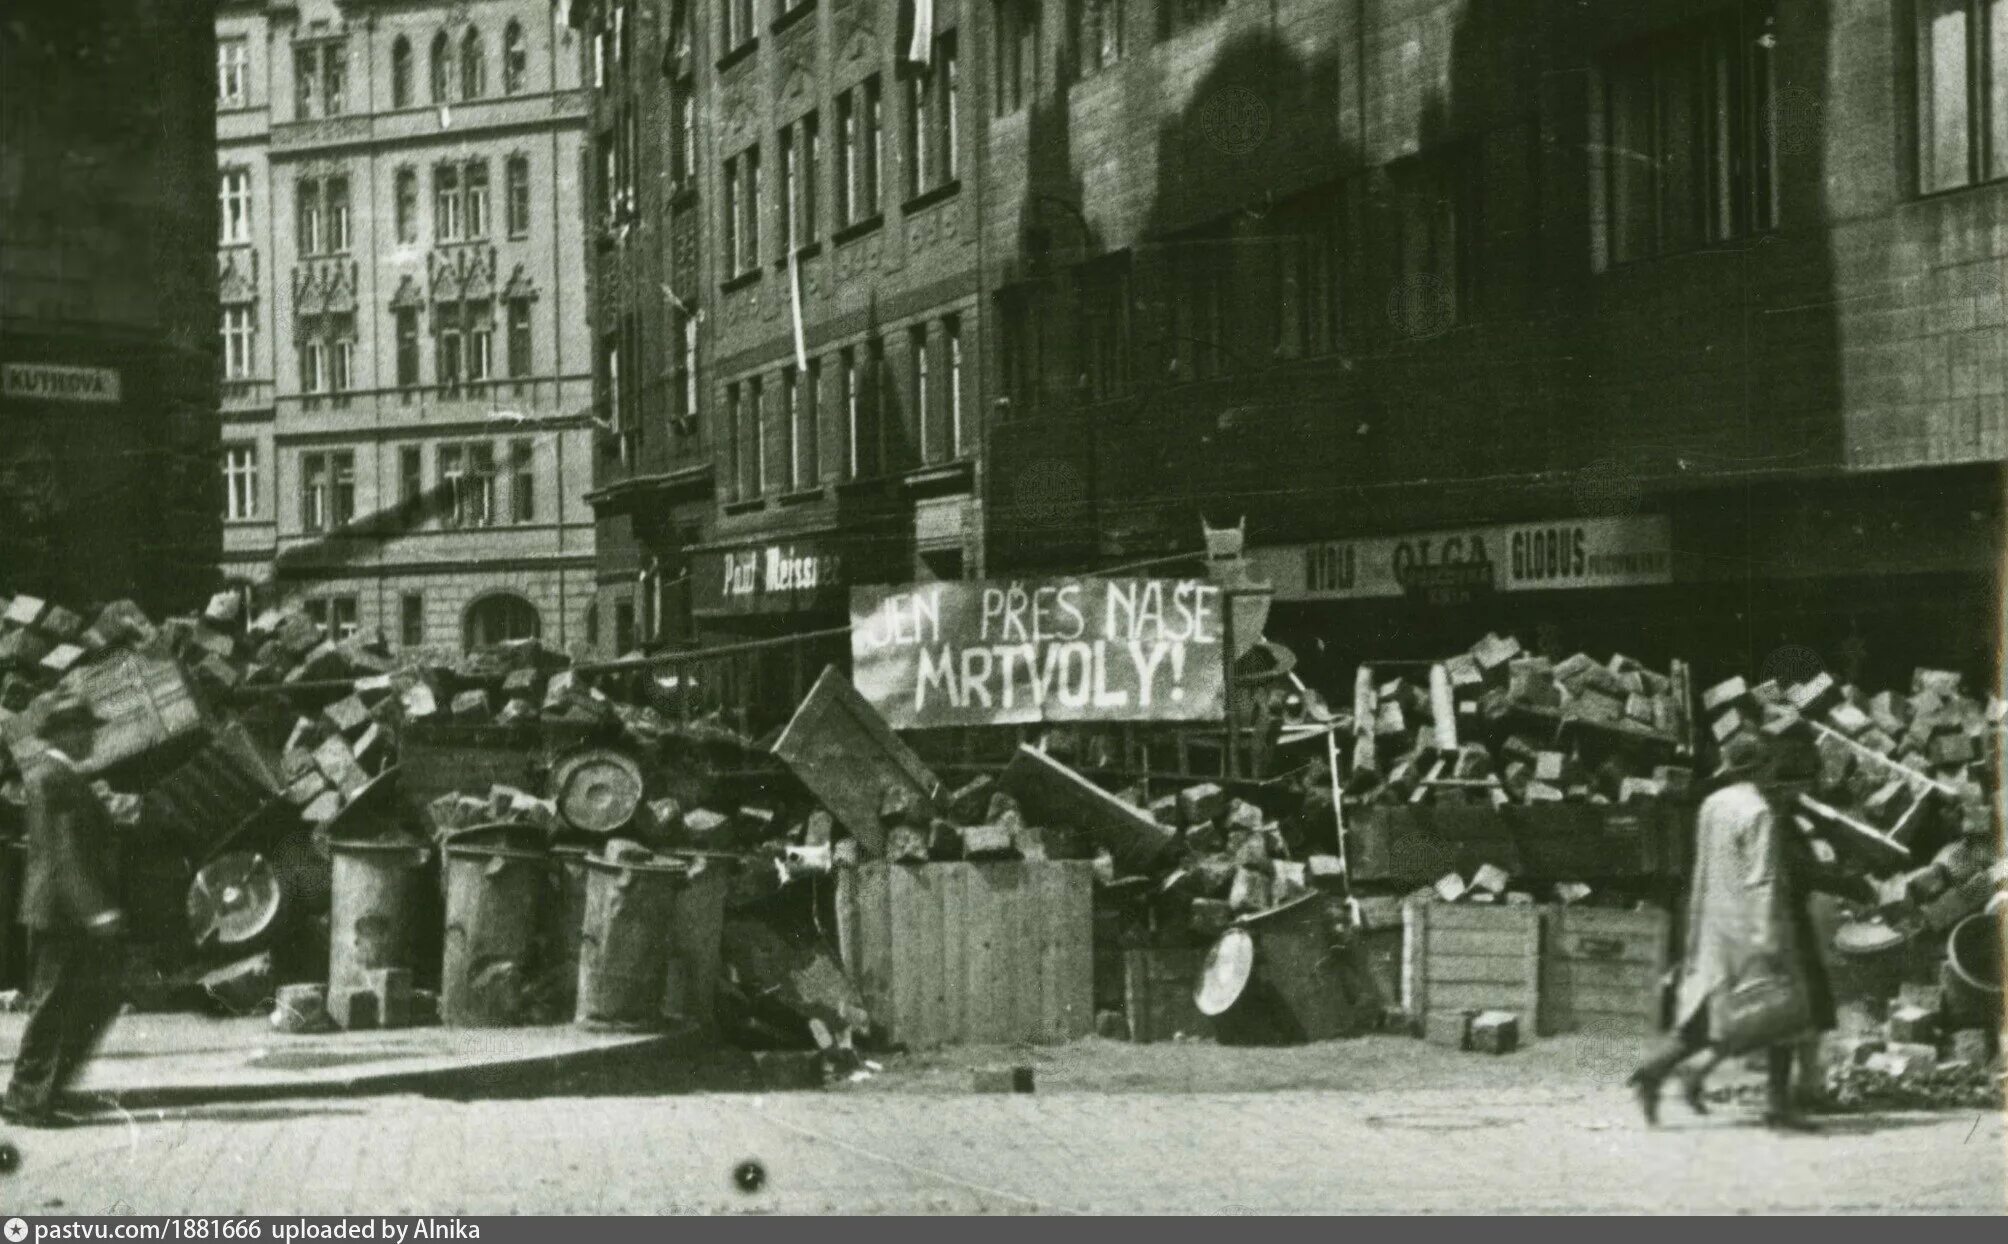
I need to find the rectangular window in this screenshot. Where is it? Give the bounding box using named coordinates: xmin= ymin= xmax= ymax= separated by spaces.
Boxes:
xmin=300 ymin=336 xmax=325 ymax=394
xmin=865 ymin=335 xmax=885 ymax=475
xmin=396 ymin=308 xmax=420 ymax=388
xmin=438 ymin=320 xmax=463 ymax=387
xmin=465 ymin=162 xmax=490 ymax=237
xmin=221 ymin=306 xmax=255 ymax=380
xmin=994 ymin=1 xmax=1039 ymax=115
xmin=800 ymin=356 xmax=821 ymax=488
xmin=840 ymin=346 xmax=860 ymax=477
xmin=331 ymin=451 xmax=355 ymax=527
xmin=330 ymin=596 xmax=358 ymax=640
xmin=507 ymin=300 xmax=532 ymax=378
xmin=1602 ymin=2 xmax=1777 ymax=263
xmin=801 ymin=111 xmax=820 ymax=242
xmin=837 ymin=90 xmax=856 ymax=224
xmin=675 ymin=314 xmax=698 ymax=425
xmin=395 ymin=168 xmax=419 ymax=244
xmin=746 ymin=375 xmax=765 ymax=497
xmin=905 ymin=73 xmax=929 ymax=199
xmin=1390 ymin=150 xmax=1470 ymax=332
xmin=674 ymin=92 xmax=697 ymax=186
xmin=1166 ymin=224 xmax=1227 ymax=381
xmin=301 ymin=452 xmax=329 ymax=531
xmin=218 ymin=37 xmax=249 ymax=107
xmin=330 ymin=337 xmax=354 ymax=395
xmin=326 ymin=176 xmax=351 ymax=252
xmin=435 ymin=165 xmax=463 ymax=241
xmin=614 ymin=600 xmax=635 ymax=653
xmin=506 ymin=156 xmax=531 ymax=236
xmin=399 ymin=445 xmax=423 ymax=506
xmin=400 ymin=593 xmax=425 ymax=648
xmin=863 ymin=76 xmax=883 ymax=216
xmin=1917 ymin=0 xmax=2008 ymax=191
xmin=297 ymin=177 xmax=323 ymax=254
xmin=725 ymin=381 xmax=742 ymax=500
xmin=944 ymin=315 xmax=963 ymax=458
xmin=598 ymin=130 xmax=618 ymax=223
xmin=511 ymin=439 xmax=535 ymax=522
xmin=468 ymin=305 xmax=493 ymax=383
xmin=909 ymin=323 xmax=930 ymax=461
xmin=998 ymin=286 xmax=1038 ymax=415
xmin=294 ymin=46 xmax=317 ymax=119
xmin=1075 ymin=255 xmax=1131 ymax=401
xmin=779 ymin=124 xmax=796 ymax=252
xmin=219 ymin=169 xmax=252 ymax=245
xmin=438 ymin=442 xmax=464 ymax=525
xmin=724 ymin=0 xmax=755 ymax=50
xmin=1076 ymin=0 xmax=1124 ymax=77
xmin=782 ymin=364 xmax=801 ymax=488
xmin=322 ymin=43 xmax=347 ymax=116
xmin=723 ymin=152 xmax=741 ymax=271
xmin=223 ymin=445 xmax=257 ymax=520
xmin=942 ymin=33 xmax=959 ymax=180
xmin=1274 ymin=188 xmax=1343 ymax=358
xmin=743 ymin=146 xmax=761 ymax=268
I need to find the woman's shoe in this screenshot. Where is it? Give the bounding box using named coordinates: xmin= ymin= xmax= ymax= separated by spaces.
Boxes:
xmin=1679 ymin=1066 xmax=1710 ymax=1115
xmin=1627 ymin=1071 xmax=1661 ymax=1126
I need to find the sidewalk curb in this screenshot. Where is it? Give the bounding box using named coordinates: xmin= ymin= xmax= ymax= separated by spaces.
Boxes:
xmin=70 ymin=1033 xmax=720 ymax=1112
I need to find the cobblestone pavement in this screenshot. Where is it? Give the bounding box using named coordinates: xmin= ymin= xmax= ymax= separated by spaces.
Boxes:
xmin=4 ymin=1082 xmax=2001 ymax=1214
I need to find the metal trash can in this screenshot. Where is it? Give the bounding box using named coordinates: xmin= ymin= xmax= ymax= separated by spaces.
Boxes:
xmin=440 ymin=834 xmax=548 ymax=1027
xmin=575 ymin=852 xmax=688 ymax=1030
xmin=543 ymin=844 xmax=592 ymax=1019
xmin=1200 ymin=895 xmax=1363 ymax=1045
xmin=328 ymin=838 xmax=433 ymax=1000
xmin=662 ymin=853 xmax=734 ymax=1036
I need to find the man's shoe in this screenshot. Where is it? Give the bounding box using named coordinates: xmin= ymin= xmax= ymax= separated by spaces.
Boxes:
xmin=1627 ymin=1071 xmax=1661 ymax=1126
xmin=1679 ymin=1067 xmax=1710 ymax=1115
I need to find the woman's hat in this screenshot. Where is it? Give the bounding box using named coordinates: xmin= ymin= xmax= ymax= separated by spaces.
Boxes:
xmin=1712 ymin=733 xmax=1770 ymax=779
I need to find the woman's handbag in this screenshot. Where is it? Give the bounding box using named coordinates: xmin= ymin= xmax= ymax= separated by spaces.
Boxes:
xmin=1710 ymin=952 xmax=1813 ymax=1052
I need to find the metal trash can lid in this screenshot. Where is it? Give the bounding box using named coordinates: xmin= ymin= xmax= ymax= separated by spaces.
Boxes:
xmin=550 ymin=747 xmax=645 ymax=835
xmin=186 ymin=851 xmax=283 ymax=948
xmin=1832 ymin=919 xmax=1907 ymax=957
xmin=1195 ymin=928 xmax=1256 ymax=1016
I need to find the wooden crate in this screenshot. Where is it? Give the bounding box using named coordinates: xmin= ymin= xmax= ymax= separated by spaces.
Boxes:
xmin=1402 ymin=900 xmax=1544 ymax=1034
xmin=773 ymin=667 xmax=940 ymax=858
xmin=1347 ymin=807 xmax=1522 ymax=885
xmin=1122 ymin=946 xmax=1212 ymax=1043
xmin=834 ymin=860 xmax=1094 ymax=1049
xmin=1539 ymin=905 xmax=1671 ymax=1036
xmin=398 ymin=723 xmax=541 ymax=820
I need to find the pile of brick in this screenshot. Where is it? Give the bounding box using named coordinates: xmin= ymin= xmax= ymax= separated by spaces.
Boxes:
xmin=1134 ymin=780 xmax=1337 ymax=940
xmin=1706 ymin=668 xmax=2002 ymax=859
xmin=1816 ymin=988 xmax=2004 ymax=1112
xmin=1348 ymin=633 xmax=1695 ymax=809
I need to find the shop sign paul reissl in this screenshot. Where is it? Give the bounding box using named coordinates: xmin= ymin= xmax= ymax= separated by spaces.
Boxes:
xmin=1249 ymin=514 xmax=1674 ymax=601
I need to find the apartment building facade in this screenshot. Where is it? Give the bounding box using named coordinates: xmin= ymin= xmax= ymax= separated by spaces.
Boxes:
xmin=2 ymin=0 xmax=221 ymax=616
xmin=577 ymin=0 xmax=987 ymax=671
xmin=215 ymin=0 xmax=595 ymax=654
xmin=579 ymin=0 xmax=2003 ymax=695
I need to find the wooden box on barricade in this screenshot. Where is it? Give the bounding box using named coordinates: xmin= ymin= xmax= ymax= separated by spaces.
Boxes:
xmin=1538 ymin=905 xmax=1672 ymax=1036
xmin=834 ymin=860 xmax=1094 ymax=1049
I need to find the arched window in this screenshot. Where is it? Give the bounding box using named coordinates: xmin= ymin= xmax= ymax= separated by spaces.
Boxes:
xmin=391 ymin=37 xmax=413 ymax=108
xmin=460 ymin=28 xmax=486 ymax=99
xmin=464 ymin=593 xmax=541 ymax=648
xmin=503 ymin=21 xmax=527 ymax=94
xmin=430 ymin=31 xmax=453 ymax=103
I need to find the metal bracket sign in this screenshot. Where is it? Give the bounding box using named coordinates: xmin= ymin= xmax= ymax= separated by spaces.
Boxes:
xmin=850 ymin=578 xmax=1229 ymax=728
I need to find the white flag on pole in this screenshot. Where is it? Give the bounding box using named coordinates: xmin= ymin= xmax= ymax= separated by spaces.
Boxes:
xmin=907 ymin=0 xmax=935 ymax=68
xmin=788 ymin=249 xmax=809 ymax=372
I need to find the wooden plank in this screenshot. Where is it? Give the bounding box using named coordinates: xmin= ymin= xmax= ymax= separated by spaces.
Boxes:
xmin=1547 ymin=959 xmax=1657 ymax=992
xmin=1422 ymin=982 xmax=1539 ymax=1014
xmin=1059 ymin=863 xmax=1095 ymax=1039
xmin=772 ymin=666 xmax=943 ymax=857
xmin=1424 ymin=903 xmax=1543 ymax=933
xmin=888 ymin=865 xmax=930 ymax=1047
xmin=1426 ymin=928 xmax=1545 ymax=958
xmin=1403 ymin=897 xmax=1429 ymax=1016
xmin=1425 ymin=954 xmax=1540 ymax=986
